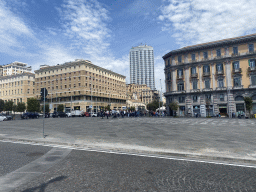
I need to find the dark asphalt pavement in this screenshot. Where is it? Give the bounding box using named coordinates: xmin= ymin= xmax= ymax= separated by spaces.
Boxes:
xmin=10 ymin=147 xmax=256 ymax=192
xmin=0 ymin=142 xmax=52 ymax=177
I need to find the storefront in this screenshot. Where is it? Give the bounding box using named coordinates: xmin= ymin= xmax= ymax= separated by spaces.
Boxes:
xmin=219 ymin=104 xmax=227 ymax=116
xmin=193 ymin=105 xmax=200 ymax=117
xmin=179 ymin=106 xmax=185 ymax=116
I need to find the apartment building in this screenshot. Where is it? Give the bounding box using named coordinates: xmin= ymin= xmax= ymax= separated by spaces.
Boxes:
xmin=163 ymin=33 xmax=256 ymax=117
xmin=2 ymin=62 xmax=32 ymax=76
xmin=0 ymin=73 xmax=35 ymax=104
xmin=0 ymin=66 xmax=3 ymax=76
xmin=141 ymin=89 xmax=160 ymax=105
xmin=34 ymin=59 xmax=126 ymax=112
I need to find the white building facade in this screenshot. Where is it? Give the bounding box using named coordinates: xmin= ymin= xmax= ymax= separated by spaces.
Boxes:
xmin=2 ymin=62 xmax=32 ymax=76
xmin=130 ymin=45 xmax=155 ymax=90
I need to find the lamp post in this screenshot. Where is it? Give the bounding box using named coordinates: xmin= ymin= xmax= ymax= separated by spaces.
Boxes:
xmin=90 ymin=76 xmax=92 ymax=118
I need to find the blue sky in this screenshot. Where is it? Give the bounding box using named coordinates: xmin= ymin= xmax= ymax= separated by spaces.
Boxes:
xmin=1 ymin=0 xmax=256 ymax=92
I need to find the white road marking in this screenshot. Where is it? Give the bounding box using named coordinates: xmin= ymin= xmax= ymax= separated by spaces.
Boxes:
xmin=1 ymin=139 xmax=256 ymax=170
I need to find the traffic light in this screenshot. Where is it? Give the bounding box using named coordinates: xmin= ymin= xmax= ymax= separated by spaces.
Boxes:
xmin=41 ymin=88 xmax=48 ymax=101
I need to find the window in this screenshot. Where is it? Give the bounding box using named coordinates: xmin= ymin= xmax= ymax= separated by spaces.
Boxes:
xmin=233 ymin=61 xmax=240 ymax=70
xmin=205 ymin=80 xmax=210 ymax=88
xmin=205 ymin=94 xmax=211 ymax=100
xmin=234 ymin=77 xmax=241 ymax=86
xmin=218 ymin=79 xmax=224 ymax=87
xmin=250 ymin=75 xmax=256 ymax=86
xmin=167 ymin=59 xmax=170 ymax=66
xmin=193 ymin=95 xmax=197 ymax=102
xmin=233 ymin=46 xmax=238 ymax=54
xmin=178 ymin=55 xmax=182 ymax=63
xmin=216 ymin=63 xmax=223 ymax=72
xmin=203 ymin=51 xmax=208 ymax=59
xmin=191 ymin=67 xmax=196 ymax=74
xmin=249 ymin=44 xmax=254 ymax=53
xmin=249 ymin=59 xmax=256 ymax=69
xmin=216 ymin=49 xmax=221 ymax=57
xmin=177 ymin=83 xmax=184 ymax=91
xmin=220 ymin=94 xmax=224 ymax=101
xmin=177 ymin=69 xmax=183 ymax=77
xmin=192 ymin=81 xmax=197 ymax=89
xmin=179 ymin=96 xmax=185 ymax=103
xmin=191 ymin=53 xmax=195 ymax=61
xmin=203 ymin=65 xmax=210 ymax=73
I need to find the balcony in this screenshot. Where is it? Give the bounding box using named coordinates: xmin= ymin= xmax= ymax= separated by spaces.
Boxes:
xmin=248 ymin=67 xmax=256 ymax=72
xmin=191 ymin=73 xmax=198 ymax=78
xmin=231 ymin=53 xmax=240 ymax=57
xmin=176 ymin=75 xmax=183 ymax=80
xmin=190 ymin=89 xmax=200 ymax=93
xmin=216 ymin=87 xmax=226 ymax=91
xmin=216 ymin=70 xmax=224 ymax=75
xmin=233 ymin=68 xmax=242 ymax=73
xmin=248 ymin=84 xmax=256 ymax=88
xmin=203 ymin=72 xmax=211 ymax=77
xmin=170 ymin=90 xmax=186 ymax=94
xmin=202 ymin=88 xmax=213 ymax=92
xmin=233 ymin=85 xmax=243 ymax=89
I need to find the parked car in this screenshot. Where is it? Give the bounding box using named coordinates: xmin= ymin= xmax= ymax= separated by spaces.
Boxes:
xmin=0 ymin=114 xmax=7 ymax=121
xmin=52 ymin=112 xmax=68 ymax=118
xmin=84 ymin=112 xmax=90 ymax=117
xmin=66 ymin=112 xmax=72 ymax=117
xmin=71 ymin=110 xmax=84 ymax=117
xmin=21 ymin=112 xmax=39 ymax=119
xmin=1 ymin=113 xmax=13 ymax=120
xmin=91 ymin=113 xmax=97 ymax=117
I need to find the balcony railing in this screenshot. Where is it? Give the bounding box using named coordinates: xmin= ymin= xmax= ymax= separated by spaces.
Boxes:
xmin=202 ymin=88 xmax=213 ymax=92
xmin=190 ymin=89 xmax=200 ymax=93
xmin=203 ymin=72 xmax=210 ymax=77
xmin=233 ymin=85 xmax=243 ymax=89
xmin=216 ymin=70 xmax=224 ymax=75
xmin=216 ymin=87 xmax=226 ymax=91
xmin=170 ymin=90 xmax=186 ymax=94
xmin=176 ymin=75 xmax=183 ymax=80
xmin=233 ymin=68 xmax=242 ymax=73
xmin=231 ymin=53 xmax=240 ymax=57
xmin=248 ymin=84 xmax=256 ymax=88
xmin=191 ymin=73 xmax=198 ymax=78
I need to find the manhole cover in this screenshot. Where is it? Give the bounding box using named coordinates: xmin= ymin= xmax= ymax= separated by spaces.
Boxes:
xmin=26 ymin=152 xmax=44 ymax=157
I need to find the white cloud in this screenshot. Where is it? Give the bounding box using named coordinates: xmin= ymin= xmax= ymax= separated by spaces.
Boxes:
xmin=59 ymin=0 xmax=111 ymax=56
xmin=0 ymin=1 xmax=34 ymax=54
xmin=154 ymin=55 xmax=166 ymax=92
xmin=159 ymin=0 xmax=256 ymax=46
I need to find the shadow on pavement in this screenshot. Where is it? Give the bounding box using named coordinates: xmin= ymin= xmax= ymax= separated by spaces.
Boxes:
xmin=21 ymin=176 xmax=67 ymax=192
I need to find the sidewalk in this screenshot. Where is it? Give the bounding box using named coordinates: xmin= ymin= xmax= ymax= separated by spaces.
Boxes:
xmin=1 ymin=117 xmax=256 ymax=165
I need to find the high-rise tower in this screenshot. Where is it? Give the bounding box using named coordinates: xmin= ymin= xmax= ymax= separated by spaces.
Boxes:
xmin=130 ymin=44 xmax=155 ymax=90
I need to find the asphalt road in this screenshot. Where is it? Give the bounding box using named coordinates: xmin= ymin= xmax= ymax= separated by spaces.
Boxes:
xmin=1 ymin=142 xmax=256 ymax=192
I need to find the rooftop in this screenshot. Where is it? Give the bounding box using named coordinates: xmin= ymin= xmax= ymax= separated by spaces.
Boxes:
xmin=163 ymin=33 xmax=256 ymax=59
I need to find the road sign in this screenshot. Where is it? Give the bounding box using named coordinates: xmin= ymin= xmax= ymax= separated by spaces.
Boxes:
xmin=89 ymin=105 xmax=92 ymax=109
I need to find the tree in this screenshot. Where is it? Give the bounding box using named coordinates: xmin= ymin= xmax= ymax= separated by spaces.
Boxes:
xmin=130 ymin=106 xmax=135 ymax=112
xmin=13 ymin=104 xmax=17 ymax=113
xmin=16 ymin=102 xmax=26 ymax=112
xmin=41 ymin=104 xmax=50 ymax=113
xmin=105 ymin=105 xmax=110 ymax=111
xmin=0 ymin=99 xmax=4 ymax=112
xmin=244 ymin=97 xmax=253 ymax=118
xmin=169 ymin=102 xmax=179 ymax=116
xmin=4 ymin=101 xmax=14 ymax=113
xmin=57 ymin=104 xmax=64 ymax=112
xmin=147 ymin=100 xmax=163 ymax=111
xmin=27 ymin=98 xmax=40 ymax=112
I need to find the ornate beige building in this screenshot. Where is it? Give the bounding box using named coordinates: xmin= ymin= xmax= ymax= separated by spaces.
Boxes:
xmin=0 ymin=73 xmax=35 ymax=104
xmin=163 ymin=33 xmax=256 ymax=117
xmin=34 ymin=59 xmax=126 ymax=112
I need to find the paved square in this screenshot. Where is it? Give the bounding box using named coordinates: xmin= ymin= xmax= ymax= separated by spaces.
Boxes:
xmin=1 ymin=117 xmax=256 ymax=162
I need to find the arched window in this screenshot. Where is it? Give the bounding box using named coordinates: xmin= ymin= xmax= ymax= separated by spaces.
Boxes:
xmin=235 ymin=96 xmax=244 ymax=101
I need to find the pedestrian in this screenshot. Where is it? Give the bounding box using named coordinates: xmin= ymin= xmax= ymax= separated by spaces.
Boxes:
xmin=101 ymin=111 xmax=104 ymax=119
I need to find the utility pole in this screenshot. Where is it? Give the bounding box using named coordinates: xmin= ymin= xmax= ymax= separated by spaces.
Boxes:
xmin=160 ymin=79 xmax=162 ymax=117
